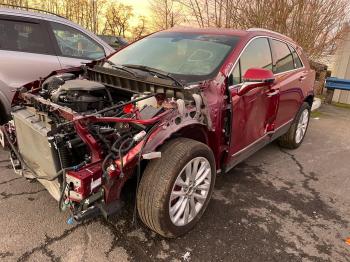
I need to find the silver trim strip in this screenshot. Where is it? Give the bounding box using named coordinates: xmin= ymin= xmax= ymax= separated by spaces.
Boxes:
xmin=231 ymin=119 xmax=293 ymax=157
xmin=231 ymin=134 xmax=267 ymax=157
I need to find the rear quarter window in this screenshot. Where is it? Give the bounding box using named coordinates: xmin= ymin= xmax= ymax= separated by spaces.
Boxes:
xmin=271 ymin=39 xmax=294 ymax=73
xmin=289 ymin=45 xmax=303 ymax=68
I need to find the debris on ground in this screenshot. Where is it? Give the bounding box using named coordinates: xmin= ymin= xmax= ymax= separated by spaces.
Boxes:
xmin=346 ymin=238 xmax=350 ymax=246
xmin=182 ymin=251 xmax=191 ymax=261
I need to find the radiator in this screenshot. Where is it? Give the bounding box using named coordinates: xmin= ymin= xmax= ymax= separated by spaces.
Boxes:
xmin=12 ymin=107 xmax=61 ymax=200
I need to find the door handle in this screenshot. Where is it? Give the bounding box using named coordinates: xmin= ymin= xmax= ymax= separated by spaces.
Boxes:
xmin=267 ymin=89 xmax=279 ymax=97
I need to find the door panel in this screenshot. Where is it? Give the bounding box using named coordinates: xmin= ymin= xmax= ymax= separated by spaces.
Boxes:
xmin=270 ymin=39 xmax=305 ymax=128
xmin=225 ymin=37 xmax=280 ymax=170
xmin=57 ymin=56 xmax=89 ymax=69
xmin=228 ymin=83 xmax=279 ymax=156
xmin=274 ymin=70 xmax=304 ymax=128
xmin=0 ymin=50 xmax=61 ymax=96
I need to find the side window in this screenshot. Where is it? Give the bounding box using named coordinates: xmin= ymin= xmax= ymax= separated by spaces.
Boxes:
xmin=230 ymin=60 xmax=241 ymax=85
xmin=0 ymin=18 xmax=53 ymax=55
xmin=50 ymin=22 xmax=105 ymax=60
xmin=240 ymin=38 xmax=273 ymax=77
xmin=271 ymin=39 xmax=294 ymax=73
xmin=289 ymin=45 xmax=303 ymax=68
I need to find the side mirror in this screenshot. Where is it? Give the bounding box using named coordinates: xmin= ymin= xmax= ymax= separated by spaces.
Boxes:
xmin=238 ymin=68 xmax=275 ymax=96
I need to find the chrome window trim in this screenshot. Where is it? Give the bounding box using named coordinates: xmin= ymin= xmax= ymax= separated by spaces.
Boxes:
xmin=227 ymin=35 xmax=306 ymax=78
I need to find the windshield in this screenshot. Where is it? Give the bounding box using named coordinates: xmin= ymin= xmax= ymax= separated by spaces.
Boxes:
xmin=107 ymin=32 xmax=240 ymax=82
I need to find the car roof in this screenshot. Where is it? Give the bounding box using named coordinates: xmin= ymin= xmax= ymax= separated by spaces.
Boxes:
xmin=159 ymin=26 xmax=297 ymax=46
xmin=161 ymin=27 xmax=248 ymax=37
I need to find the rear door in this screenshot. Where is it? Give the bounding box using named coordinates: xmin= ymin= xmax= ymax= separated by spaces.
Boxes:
xmin=47 ymin=21 xmax=106 ymax=69
xmin=0 ymin=15 xmax=61 ymax=110
xmin=227 ymin=37 xmax=279 ymax=166
xmin=269 ymin=39 xmax=306 ymax=128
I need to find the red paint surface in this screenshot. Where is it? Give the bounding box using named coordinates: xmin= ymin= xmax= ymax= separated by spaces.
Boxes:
xmin=14 ymin=28 xmax=315 ymax=204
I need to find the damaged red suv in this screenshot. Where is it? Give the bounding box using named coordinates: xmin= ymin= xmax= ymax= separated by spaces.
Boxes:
xmin=2 ymin=28 xmax=315 ymax=237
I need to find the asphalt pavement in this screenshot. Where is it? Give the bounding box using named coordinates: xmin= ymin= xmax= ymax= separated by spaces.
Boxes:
xmin=0 ymin=104 xmax=349 ymax=262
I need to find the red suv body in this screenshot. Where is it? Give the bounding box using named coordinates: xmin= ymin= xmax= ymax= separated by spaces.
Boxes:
xmin=2 ymin=28 xmax=315 ymax=237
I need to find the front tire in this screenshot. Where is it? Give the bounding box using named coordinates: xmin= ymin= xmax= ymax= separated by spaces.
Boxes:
xmin=137 ymin=138 xmax=216 ymax=238
xmin=278 ymin=102 xmax=311 ymax=149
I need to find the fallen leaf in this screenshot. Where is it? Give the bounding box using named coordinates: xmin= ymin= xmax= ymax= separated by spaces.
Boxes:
xmin=346 ymin=238 xmax=350 ymax=246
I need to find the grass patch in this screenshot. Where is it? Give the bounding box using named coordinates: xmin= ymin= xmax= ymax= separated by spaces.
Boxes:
xmin=311 ymin=110 xmax=323 ymax=118
xmin=332 ymin=102 xmax=350 ymax=110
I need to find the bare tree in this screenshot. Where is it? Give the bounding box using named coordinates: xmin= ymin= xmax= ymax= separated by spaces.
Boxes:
xmin=149 ymin=0 xmax=184 ymax=30
xmin=0 ymin=0 xmax=29 ymax=9
xmin=178 ymin=0 xmax=349 ymax=59
xmin=102 ymin=2 xmax=134 ymax=37
xmin=235 ymin=0 xmax=349 ymax=59
xmin=177 ymin=0 xmax=242 ymax=28
xmin=131 ymin=16 xmax=150 ymax=41
xmin=0 ymin=0 xmax=107 ymax=33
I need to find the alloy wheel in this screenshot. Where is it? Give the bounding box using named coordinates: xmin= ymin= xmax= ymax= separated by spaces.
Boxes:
xmin=169 ymin=157 xmax=212 ymax=226
xmin=295 ymin=109 xmax=309 ymax=144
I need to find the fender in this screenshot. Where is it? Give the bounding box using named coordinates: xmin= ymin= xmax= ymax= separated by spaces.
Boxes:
xmin=143 ymin=115 xmax=208 ymax=155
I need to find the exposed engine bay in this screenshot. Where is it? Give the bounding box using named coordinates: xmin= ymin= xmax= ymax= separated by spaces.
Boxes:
xmin=4 ymin=67 xmax=206 ymax=222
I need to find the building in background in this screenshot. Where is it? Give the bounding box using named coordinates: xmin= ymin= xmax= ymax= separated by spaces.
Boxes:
xmin=332 ymin=25 xmax=350 ymax=104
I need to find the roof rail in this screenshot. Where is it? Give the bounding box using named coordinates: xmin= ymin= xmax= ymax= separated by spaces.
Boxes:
xmin=247 ymin=28 xmax=293 ymax=41
xmin=0 ymin=4 xmax=65 ymax=18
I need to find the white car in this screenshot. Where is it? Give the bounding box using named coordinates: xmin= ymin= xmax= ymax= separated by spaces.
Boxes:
xmin=0 ymin=7 xmax=115 ymax=123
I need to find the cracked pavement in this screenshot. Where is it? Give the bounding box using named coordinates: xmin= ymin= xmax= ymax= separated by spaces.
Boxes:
xmin=0 ymin=104 xmax=349 ymax=262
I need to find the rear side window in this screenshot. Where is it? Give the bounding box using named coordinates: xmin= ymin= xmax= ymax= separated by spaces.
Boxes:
xmin=289 ymin=45 xmax=303 ymax=68
xmin=50 ymin=22 xmax=105 ymax=60
xmin=0 ymin=18 xmax=53 ymax=55
xmin=271 ymin=39 xmax=294 ymax=73
xmin=240 ymin=38 xmax=273 ymax=77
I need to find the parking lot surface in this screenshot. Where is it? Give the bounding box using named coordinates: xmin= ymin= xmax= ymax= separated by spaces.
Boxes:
xmin=0 ymin=104 xmax=349 ymax=262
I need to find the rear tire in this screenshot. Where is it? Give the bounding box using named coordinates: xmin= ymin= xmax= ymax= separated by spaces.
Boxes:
xmin=0 ymin=101 xmax=8 ymax=125
xmin=278 ymin=102 xmax=311 ymax=149
xmin=137 ymin=138 xmax=216 ymax=238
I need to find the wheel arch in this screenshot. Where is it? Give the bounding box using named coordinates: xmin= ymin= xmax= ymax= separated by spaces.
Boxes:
xmin=304 ymin=94 xmax=314 ymax=108
xmin=169 ymin=124 xmax=209 ymax=145
xmin=139 ymin=123 xmax=211 ymax=176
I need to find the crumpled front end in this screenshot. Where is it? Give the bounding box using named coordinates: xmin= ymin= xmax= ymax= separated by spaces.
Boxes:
xmin=4 ymin=71 xmax=209 ymax=222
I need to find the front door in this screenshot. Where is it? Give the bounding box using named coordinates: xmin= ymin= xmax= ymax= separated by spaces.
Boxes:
xmin=226 ymin=37 xmax=279 ymax=168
